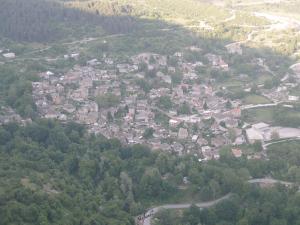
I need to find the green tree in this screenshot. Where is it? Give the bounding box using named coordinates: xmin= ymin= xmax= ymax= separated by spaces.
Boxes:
xmin=154 ymin=209 xmax=180 ymax=225
xmin=96 ymin=93 xmax=120 ymax=108
xmin=228 ymin=128 xmax=237 ymax=142
xmin=203 ymin=101 xmax=208 ymax=110
xmin=171 ymin=71 xmax=183 ymax=85
xmin=182 ymin=205 xmax=201 ymax=225
xmin=143 ymin=127 xmax=155 ymax=139
xmin=177 ymin=102 xmax=191 ymax=115
xmin=270 ymin=131 xmax=280 ymax=140
xmin=157 ymin=96 xmax=173 ymax=110
xmin=226 ymin=100 xmax=232 ymax=109
xmin=155 ymin=153 xmax=171 ymax=175
xmin=252 ymin=140 xmax=263 ymax=152
xmin=136 ymin=79 xmax=152 ymax=93
xmin=107 ymin=111 xmax=114 ymax=122
xmin=140 ymin=168 xmax=164 ymax=198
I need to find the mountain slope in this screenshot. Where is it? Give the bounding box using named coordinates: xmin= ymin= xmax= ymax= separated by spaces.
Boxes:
xmin=65 ymin=0 xmax=230 ymax=22
xmin=0 ymin=0 xmax=137 ymax=42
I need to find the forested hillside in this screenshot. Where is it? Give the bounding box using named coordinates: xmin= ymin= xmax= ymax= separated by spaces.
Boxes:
xmin=0 ymin=120 xmax=300 ymax=225
xmin=0 ymin=64 xmax=40 ymax=118
xmin=65 ymin=0 xmax=230 ymax=21
xmin=0 ymin=0 xmax=137 ymax=42
xmin=154 ymin=187 xmax=300 ymax=225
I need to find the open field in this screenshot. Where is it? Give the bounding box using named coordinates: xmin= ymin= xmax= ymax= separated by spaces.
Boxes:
xmin=243 ymin=94 xmax=271 ymax=104
xmin=243 ymin=106 xmax=300 ymax=127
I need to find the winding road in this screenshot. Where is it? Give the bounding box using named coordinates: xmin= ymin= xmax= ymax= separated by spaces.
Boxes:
xmin=248 ymin=178 xmax=294 ymax=186
xmin=139 ymin=194 xmax=232 ymax=225
xmin=262 ymin=137 xmax=300 ymax=150
xmin=137 ymin=177 xmax=299 ymax=225
xmin=241 ymin=102 xmax=280 ymax=110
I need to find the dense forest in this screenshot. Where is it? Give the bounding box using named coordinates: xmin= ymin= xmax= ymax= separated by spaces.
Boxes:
xmin=0 ymin=119 xmax=299 ymax=225
xmin=0 ymin=0 xmax=137 ymax=42
xmin=0 ymin=65 xmax=37 ymax=118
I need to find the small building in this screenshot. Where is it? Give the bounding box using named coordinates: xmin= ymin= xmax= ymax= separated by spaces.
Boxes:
xmin=178 ymin=128 xmax=189 ymax=140
xmin=70 ymin=53 xmax=80 ymax=60
xmin=229 ymin=107 xmax=242 ymax=118
xmin=231 ymin=148 xmax=243 ymax=158
xmin=211 ymin=136 xmax=228 ymax=148
xmin=169 ymin=118 xmax=181 ymax=127
xmin=234 ymin=135 xmax=246 ymax=145
xmin=168 ymin=67 xmax=176 ymax=73
xmin=197 ymin=137 xmax=208 ymax=146
xmin=188 ymin=46 xmax=202 ymax=52
xmin=225 ymin=118 xmax=239 ymax=128
xmin=246 ymin=128 xmax=264 ymax=144
xmin=192 ymin=135 xmax=199 ymax=142
xmin=288 ymin=95 xmax=299 ymax=101
xmin=183 ymin=177 xmax=189 ymax=184
xmin=3 ymin=52 xmax=15 ymax=58
xmin=87 ymin=59 xmax=99 ymax=66
xmin=46 ymin=71 xmax=54 ymax=76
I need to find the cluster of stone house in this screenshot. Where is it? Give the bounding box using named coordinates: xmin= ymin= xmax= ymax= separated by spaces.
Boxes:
xmin=206 ymin=53 xmax=229 ymax=71
xmin=30 ymin=47 xmax=300 ymax=161
xmin=31 ymin=49 xmax=248 ymax=160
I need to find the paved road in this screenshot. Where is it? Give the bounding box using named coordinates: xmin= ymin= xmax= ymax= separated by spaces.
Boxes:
xmin=241 ymin=102 xmax=280 ymax=110
xmin=138 ymin=177 xmax=298 ymax=225
xmin=262 ymin=137 xmax=300 ymax=150
xmin=139 ymin=194 xmax=232 ymax=225
xmin=248 ymin=178 xmax=294 ymax=186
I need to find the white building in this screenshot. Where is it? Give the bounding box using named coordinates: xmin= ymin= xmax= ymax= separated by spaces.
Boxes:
xmin=3 ymin=52 xmax=15 ymax=58
xmin=169 ymin=119 xmax=181 ymax=127
xmin=246 ymin=127 xmax=264 ymax=144
xmin=288 ymin=95 xmax=299 ymax=101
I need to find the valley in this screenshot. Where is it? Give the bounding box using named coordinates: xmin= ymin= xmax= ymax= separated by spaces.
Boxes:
xmin=0 ymin=1 xmax=300 ymax=225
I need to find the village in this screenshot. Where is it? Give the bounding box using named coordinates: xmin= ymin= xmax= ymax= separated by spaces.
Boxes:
xmin=31 ymin=44 xmax=300 ymax=160
xmin=1 ymin=44 xmax=300 ymax=162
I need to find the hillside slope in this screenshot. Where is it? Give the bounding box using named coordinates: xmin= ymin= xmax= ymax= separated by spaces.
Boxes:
xmin=0 ymin=0 xmax=137 ymax=42
xmin=65 ymin=0 xmax=230 ymax=23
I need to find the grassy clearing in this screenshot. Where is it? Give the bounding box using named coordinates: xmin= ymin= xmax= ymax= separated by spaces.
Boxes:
xmin=243 ymin=94 xmax=271 ymax=104
xmin=242 ymin=107 xmax=275 ymax=124
xmin=268 ymin=140 xmax=300 ymax=149
xmin=243 ymin=106 xmax=300 ymax=127
xmin=256 ymin=74 xmax=273 ymax=84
